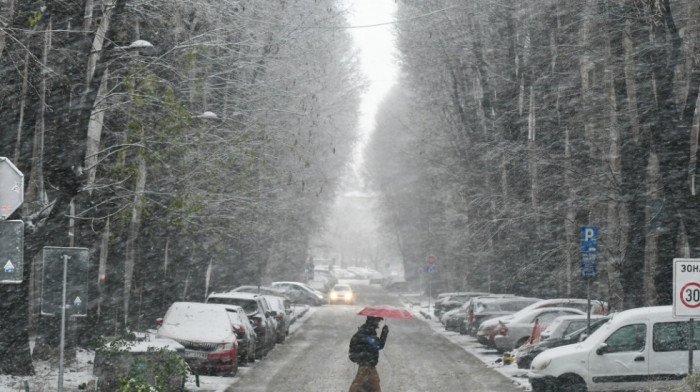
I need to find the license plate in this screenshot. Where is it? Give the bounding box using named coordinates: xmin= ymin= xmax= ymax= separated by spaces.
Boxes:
xmin=183 ymin=350 xmax=208 ymax=359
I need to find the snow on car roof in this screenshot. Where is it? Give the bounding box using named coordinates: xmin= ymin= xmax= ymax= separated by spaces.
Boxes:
xmin=209 ymin=291 xmax=260 ymax=299
xmin=156 ymin=302 xmax=235 ymax=343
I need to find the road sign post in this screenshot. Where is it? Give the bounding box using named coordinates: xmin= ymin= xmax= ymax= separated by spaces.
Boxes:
xmin=581 ymin=226 xmax=598 ymax=335
xmin=41 ymin=247 xmax=89 ymax=392
xmin=673 ymin=258 xmax=700 ymax=375
xmin=426 ymin=255 xmax=437 ymax=315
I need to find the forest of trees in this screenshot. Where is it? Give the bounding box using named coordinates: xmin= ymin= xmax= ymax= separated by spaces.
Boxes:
xmin=0 ymin=0 xmax=362 ymax=374
xmin=366 ymin=0 xmax=699 ymax=312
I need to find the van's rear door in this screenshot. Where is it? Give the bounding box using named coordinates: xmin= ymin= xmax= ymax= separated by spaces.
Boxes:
xmin=588 ymin=322 xmax=648 ymax=391
xmin=648 ymin=320 xmax=700 ymax=389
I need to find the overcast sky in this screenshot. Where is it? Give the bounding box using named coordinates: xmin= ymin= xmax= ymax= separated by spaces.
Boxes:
xmin=344 ymin=0 xmax=398 ymax=175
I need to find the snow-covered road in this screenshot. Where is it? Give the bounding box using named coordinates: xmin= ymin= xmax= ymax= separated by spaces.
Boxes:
xmin=225 ymin=283 xmax=521 ymax=392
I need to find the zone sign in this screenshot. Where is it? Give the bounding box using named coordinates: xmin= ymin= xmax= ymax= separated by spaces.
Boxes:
xmin=673 ymin=258 xmax=700 ymax=318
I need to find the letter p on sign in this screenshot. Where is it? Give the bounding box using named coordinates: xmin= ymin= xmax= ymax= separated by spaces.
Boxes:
xmin=583 ymin=227 xmax=596 ymax=242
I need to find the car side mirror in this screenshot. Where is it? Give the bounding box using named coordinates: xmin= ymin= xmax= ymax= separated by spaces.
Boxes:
xmin=596 ymin=343 xmax=608 ymax=355
xmin=579 ymin=333 xmax=589 ymax=342
xmin=156 ymin=317 xmax=163 ymax=326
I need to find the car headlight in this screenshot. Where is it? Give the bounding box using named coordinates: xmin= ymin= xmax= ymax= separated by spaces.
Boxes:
xmin=330 ymin=292 xmax=338 ymax=300
xmin=532 ymin=358 xmax=551 ymax=371
xmin=344 ymin=293 xmax=352 ymax=300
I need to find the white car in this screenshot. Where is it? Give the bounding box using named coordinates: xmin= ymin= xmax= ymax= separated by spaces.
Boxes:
xmin=271 ymin=281 xmax=326 ymax=306
xmin=540 ymin=314 xmax=607 ymax=341
xmin=529 ymin=305 xmax=699 ymax=392
xmin=493 ymin=307 xmax=585 ymax=352
xmin=262 ymin=294 xmax=292 ymax=343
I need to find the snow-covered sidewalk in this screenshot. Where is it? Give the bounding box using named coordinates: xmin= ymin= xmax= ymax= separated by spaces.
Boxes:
xmin=400 ymin=293 xmax=531 ymax=391
xmin=0 ymin=305 xmax=315 ymax=392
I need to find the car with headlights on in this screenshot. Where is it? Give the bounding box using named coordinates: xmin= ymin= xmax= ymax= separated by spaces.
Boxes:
xmin=329 ymin=283 xmax=355 ymax=304
xmin=155 ymin=302 xmax=239 ymax=376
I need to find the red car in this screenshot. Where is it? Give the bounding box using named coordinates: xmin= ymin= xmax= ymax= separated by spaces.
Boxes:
xmin=156 ymin=302 xmax=239 ymax=376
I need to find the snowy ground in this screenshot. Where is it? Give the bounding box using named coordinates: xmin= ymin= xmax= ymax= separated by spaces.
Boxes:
xmin=399 ymin=293 xmax=532 ymax=391
xmin=0 ymin=290 xmax=531 ymax=392
xmin=0 ymin=305 xmax=315 ymax=392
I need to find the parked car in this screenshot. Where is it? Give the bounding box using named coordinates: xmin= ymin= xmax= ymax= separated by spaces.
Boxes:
xmin=331 ymin=268 xmax=358 ymax=279
xmin=539 ymin=314 xmax=608 ymax=342
xmin=516 ymin=315 xmax=610 ymax=370
xmin=224 ymin=305 xmax=257 ymax=365
xmin=155 ymin=302 xmax=239 ymax=376
xmin=312 ymin=268 xmax=337 ymax=291
xmin=230 ymin=285 xmax=289 ymax=299
xmin=434 ymin=292 xmax=490 ymax=318
xmin=206 ymin=291 xmax=277 ymax=359
xmin=307 ymin=278 xmax=329 ymax=293
xmin=493 ymin=307 xmax=586 ymax=353
xmin=368 ymin=270 xmax=384 ymax=284
xmin=329 ymin=283 xmax=355 ymax=304
xmin=460 ymin=296 xmax=541 ymax=335
xmin=477 ymin=298 xmax=608 ymax=348
xmin=346 ymin=266 xmax=372 ymax=279
xmin=443 ymin=295 xmax=526 ymax=332
xmin=263 ymin=294 xmax=292 ymax=343
xmin=271 ymin=281 xmax=326 ymax=306
xmin=529 ymin=306 xmax=699 ymax=392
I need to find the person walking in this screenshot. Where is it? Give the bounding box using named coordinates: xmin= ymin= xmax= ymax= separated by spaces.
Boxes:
xmin=348 ymin=316 xmax=389 ymax=392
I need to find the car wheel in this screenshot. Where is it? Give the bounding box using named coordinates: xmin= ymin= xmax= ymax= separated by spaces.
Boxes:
xmin=255 ymin=341 xmax=265 ymax=359
xmin=277 ymin=331 xmax=286 ymax=343
xmin=222 ymin=360 xmax=238 ymax=377
xmin=557 ymin=374 xmax=587 ymax=392
xmin=248 ymin=342 xmax=256 ymax=363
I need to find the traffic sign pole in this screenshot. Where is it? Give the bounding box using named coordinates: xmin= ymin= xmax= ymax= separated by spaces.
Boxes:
xmin=581 ymin=226 xmax=598 ymax=334
xmin=58 ymin=254 xmax=69 ymax=392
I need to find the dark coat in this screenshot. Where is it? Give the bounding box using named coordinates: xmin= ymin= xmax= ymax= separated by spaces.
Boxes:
xmin=348 ymin=323 xmax=388 ymax=367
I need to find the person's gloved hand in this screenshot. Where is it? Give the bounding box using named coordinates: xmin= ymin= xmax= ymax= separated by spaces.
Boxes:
xmin=381 ymin=325 xmax=389 ymax=337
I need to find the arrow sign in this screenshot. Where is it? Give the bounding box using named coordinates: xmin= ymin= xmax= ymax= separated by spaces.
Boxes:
xmin=0 ymin=220 xmax=23 ymax=283
xmin=41 ymin=247 xmax=88 ymax=317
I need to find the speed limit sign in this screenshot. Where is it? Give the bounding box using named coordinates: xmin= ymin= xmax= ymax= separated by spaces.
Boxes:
xmin=673 ymin=258 xmax=700 ymax=317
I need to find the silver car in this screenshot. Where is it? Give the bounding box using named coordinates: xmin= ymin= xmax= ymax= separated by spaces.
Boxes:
xmin=492 ymin=307 xmax=585 ymax=353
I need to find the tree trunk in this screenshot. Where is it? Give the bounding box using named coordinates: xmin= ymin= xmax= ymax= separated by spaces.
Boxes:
xmin=124 ymin=153 xmax=147 ymax=330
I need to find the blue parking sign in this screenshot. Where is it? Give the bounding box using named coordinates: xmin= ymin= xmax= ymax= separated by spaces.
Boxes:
xmin=581 ymin=226 xmax=597 ymax=278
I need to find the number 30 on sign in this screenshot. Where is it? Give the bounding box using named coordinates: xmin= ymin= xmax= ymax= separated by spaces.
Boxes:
xmin=673 ymin=258 xmax=700 ymax=318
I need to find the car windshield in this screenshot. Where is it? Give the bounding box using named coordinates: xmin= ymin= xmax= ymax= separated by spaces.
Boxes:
xmin=564 ymin=318 xmax=610 ymax=340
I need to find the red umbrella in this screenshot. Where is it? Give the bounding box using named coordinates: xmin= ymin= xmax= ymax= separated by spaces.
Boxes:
xmin=357 ymin=305 xmax=414 ymax=319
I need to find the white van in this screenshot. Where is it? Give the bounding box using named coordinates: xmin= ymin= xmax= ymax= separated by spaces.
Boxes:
xmin=528 ymin=305 xmax=699 ymax=391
